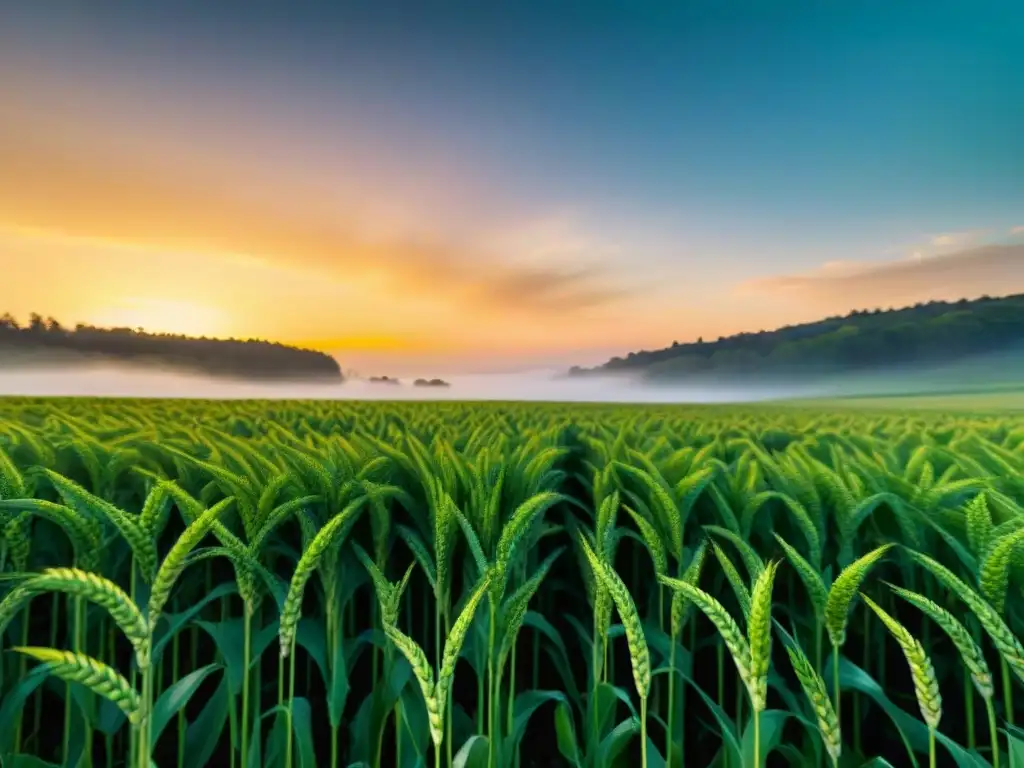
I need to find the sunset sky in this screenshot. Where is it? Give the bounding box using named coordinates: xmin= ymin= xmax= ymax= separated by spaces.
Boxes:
xmin=2 ymin=1 xmax=1023 ymax=375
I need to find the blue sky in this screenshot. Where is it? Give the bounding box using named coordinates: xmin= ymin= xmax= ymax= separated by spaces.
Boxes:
xmin=1 ymin=0 xmax=1022 ymax=373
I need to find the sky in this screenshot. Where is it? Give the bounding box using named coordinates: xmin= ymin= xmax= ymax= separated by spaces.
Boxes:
xmin=1 ymin=0 xmax=1023 ymax=375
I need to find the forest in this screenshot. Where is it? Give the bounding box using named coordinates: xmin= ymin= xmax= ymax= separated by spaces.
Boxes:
xmin=573 ymin=293 xmax=1024 ymax=381
xmin=0 ymin=313 xmax=342 ymax=381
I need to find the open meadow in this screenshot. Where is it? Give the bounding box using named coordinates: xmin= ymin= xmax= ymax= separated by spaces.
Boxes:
xmin=0 ymin=397 xmax=1022 ymax=767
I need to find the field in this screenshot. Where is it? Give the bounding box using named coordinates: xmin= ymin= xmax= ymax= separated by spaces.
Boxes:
xmin=794 ymin=389 xmax=1024 ymax=413
xmin=0 ymin=397 xmax=1022 ymax=767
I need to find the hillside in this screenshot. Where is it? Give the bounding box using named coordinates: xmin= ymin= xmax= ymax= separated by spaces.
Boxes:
xmin=571 ymin=293 xmax=1024 ymax=383
xmin=0 ymin=313 xmax=342 ymax=381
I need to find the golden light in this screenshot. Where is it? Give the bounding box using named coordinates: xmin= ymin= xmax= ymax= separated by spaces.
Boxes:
xmin=87 ymin=298 xmax=230 ymax=338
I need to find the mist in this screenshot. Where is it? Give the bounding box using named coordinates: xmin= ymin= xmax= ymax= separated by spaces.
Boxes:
xmin=0 ymin=362 xmax=831 ymax=403
xmin=4 ymin=346 xmax=1021 ymax=403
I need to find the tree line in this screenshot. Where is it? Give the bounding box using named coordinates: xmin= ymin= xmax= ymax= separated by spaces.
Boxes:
xmin=572 ymin=293 xmax=1024 ymax=380
xmin=0 ymin=312 xmax=342 ymax=381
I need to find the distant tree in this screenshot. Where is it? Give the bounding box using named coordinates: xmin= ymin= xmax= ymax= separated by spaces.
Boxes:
xmin=645 ymin=354 xmax=713 ymax=378
xmin=709 ymin=348 xmax=760 ymax=371
xmin=0 ymin=308 xmax=343 ymax=381
xmin=592 ymin=290 xmax=1024 ymax=381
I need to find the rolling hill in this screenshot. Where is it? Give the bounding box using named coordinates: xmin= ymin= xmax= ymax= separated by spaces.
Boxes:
xmin=0 ymin=313 xmax=342 ymax=382
xmin=571 ymin=293 xmax=1024 ymax=391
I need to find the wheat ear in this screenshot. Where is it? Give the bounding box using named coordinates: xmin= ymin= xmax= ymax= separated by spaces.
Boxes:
xmin=861 ymin=593 xmax=942 ymax=730
xmin=14 ymin=647 xmax=142 ymax=723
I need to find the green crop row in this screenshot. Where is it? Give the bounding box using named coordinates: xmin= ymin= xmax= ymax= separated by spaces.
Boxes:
xmin=0 ymin=397 xmax=1021 ymax=767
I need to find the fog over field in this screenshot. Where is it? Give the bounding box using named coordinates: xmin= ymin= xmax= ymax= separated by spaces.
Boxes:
xmin=0 ymin=363 xmax=834 ymax=403
xmin=3 ymin=345 xmax=1023 ymax=403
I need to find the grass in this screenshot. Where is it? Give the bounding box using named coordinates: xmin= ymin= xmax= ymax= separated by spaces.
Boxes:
xmin=787 ymin=387 xmax=1024 ymax=411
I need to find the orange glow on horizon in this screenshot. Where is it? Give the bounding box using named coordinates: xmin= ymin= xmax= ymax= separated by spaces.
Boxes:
xmin=85 ymin=298 xmax=232 ymax=339
xmin=289 ymin=334 xmax=443 ymax=353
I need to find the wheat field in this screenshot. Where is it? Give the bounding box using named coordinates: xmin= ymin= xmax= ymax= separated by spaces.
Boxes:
xmin=0 ymin=396 xmax=1021 ymax=767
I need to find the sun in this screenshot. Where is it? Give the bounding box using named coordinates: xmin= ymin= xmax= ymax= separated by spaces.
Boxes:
xmin=87 ymin=298 xmax=230 ymax=338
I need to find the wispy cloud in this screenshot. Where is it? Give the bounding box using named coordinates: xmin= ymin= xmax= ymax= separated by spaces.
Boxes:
xmin=928 ymin=230 xmax=985 ymax=249
xmin=880 ymin=229 xmax=990 ymax=263
xmin=738 ymin=244 xmax=1024 ymax=308
xmin=0 ymin=123 xmax=627 ymax=318
xmin=1011 ymin=225 xmax=1024 ymax=236
xmin=468 ymin=265 xmax=628 ymax=310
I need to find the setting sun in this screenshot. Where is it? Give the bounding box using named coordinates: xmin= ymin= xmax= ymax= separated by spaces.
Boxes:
xmin=86 ymin=298 xmax=230 ymax=338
